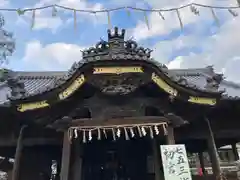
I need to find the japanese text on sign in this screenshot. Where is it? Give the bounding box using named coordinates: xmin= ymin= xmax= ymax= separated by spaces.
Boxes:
xmin=160 ymin=144 xmax=192 ymax=180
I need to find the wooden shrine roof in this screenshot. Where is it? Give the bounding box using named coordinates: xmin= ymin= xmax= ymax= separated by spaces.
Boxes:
xmin=0 ymin=27 xmax=239 ymax=110
xmin=9 ymin=67 xmax=240 ymax=100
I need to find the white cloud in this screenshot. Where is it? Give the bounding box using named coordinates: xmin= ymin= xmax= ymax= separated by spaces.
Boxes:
xmin=17 ymin=0 xmax=106 ymax=32
xmin=0 ymin=0 xmax=9 ymax=7
xmin=18 ymin=0 xmax=240 ymax=84
xmin=23 ymin=40 xmax=86 ymax=70
xmin=154 ymin=14 xmax=240 ymax=83
xmin=129 ymin=0 xmax=240 ymax=83
xmin=131 ymin=0 xmax=238 ymax=40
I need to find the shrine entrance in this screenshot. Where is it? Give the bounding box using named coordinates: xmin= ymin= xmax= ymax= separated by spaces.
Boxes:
xmin=83 ymin=138 xmax=149 ymax=180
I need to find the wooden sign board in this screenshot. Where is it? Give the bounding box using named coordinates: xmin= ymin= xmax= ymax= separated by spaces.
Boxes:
xmin=161 ymin=144 xmax=192 ymax=180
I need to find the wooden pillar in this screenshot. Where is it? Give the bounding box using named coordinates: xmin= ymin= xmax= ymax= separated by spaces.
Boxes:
xmin=166 ymin=125 xmax=175 ymax=145
xmin=205 ymin=117 xmax=222 ymax=180
xmin=232 ymin=143 xmax=239 ymax=161
xmin=60 ymin=131 xmax=71 ymax=180
xmin=198 ymin=152 xmax=207 ymax=176
xmin=12 ymin=125 xmax=27 ymax=180
xmin=72 ymin=139 xmax=83 ymax=180
xmin=152 ymin=139 xmax=162 ymax=180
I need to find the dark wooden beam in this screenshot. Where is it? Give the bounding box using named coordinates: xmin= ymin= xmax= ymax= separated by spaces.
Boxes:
xmin=51 ymin=116 xmax=169 ymax=130
xmin=0 ymin=138 xmax=60 ymax=147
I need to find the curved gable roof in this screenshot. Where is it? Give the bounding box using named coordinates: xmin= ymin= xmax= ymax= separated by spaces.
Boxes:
xmin=8 ymin=67 xmax=239 ymax=100
xmin=1 ymin=27 xmax=238 ymax=110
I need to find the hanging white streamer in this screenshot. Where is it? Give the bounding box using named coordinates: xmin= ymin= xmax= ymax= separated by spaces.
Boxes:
xmin=89 ymin=130 xmax=92 ymax=141
xmin=130 ymin=127 xmax=135 ymax=138
xmin=149 ymin=126 xmax=154 ymax=139
xmin=210 ymin=8 xmax=220 ymax=26
xmin=74 ymin=129 xmax=78 ymax=138
xmin=83 ymin=130 xmax=86 ymax=143
xmin=124 ymin=127 xmax=130 ymax=140
xmin=141 ymin=126 xmax=147 ymax=136
xmin=154 ymin=125 xmax=159 ymax=135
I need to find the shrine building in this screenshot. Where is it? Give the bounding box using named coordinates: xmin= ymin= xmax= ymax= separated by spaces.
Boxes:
xmin=0 ymin=27 xmax=240 ymax=180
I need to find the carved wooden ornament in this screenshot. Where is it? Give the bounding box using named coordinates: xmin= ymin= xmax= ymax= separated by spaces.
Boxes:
xmin=58 ymin=74 xmax=85 ymax=100
xmin=151 ymin=72 xmax=178 ymax=96
xmin=93 ymin=66 xmax=143 ymax=74
xmin=188 ymin=96 xmax=217 ymax=106
xmin=17 ymin=100 xmax=49 ymax=112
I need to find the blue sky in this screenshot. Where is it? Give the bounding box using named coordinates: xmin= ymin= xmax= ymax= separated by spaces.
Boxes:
xmin=1 ymin=0 xmax=240 ymax=82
